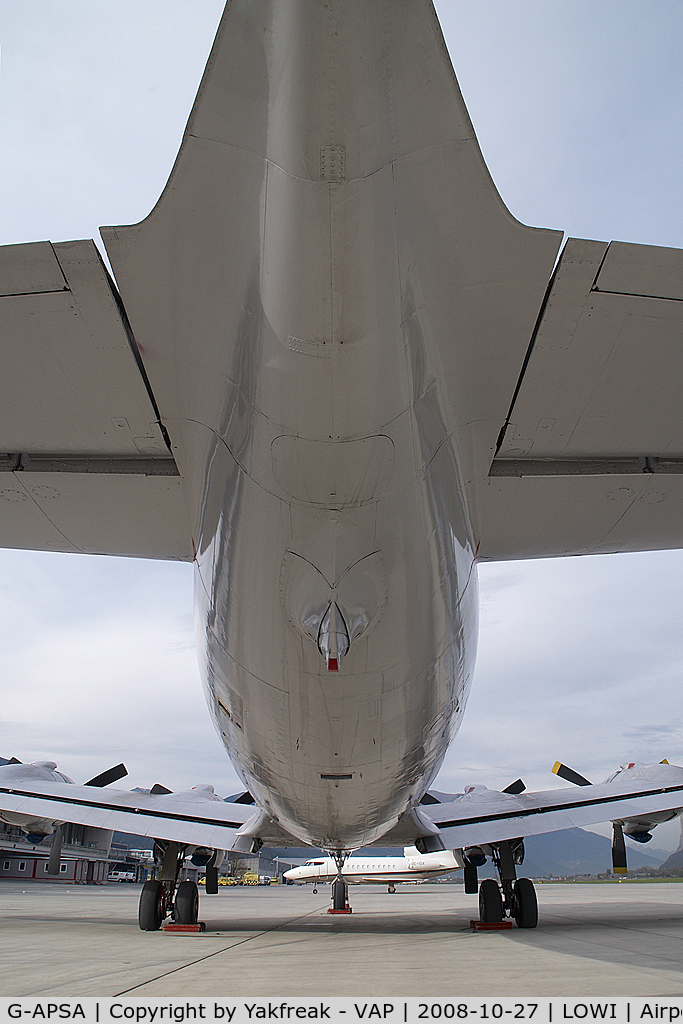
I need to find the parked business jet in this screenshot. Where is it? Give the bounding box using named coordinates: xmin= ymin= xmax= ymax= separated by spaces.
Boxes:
xmin=3 ymin=0 xmax=683 ymax=931
xmin=285 ymin=847 xmax=460 ymax=892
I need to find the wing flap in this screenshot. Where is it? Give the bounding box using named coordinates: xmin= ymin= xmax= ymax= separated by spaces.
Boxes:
xmin=479 ymin=237 xmax=683 ymax=559
xmin=0 ymin=239 xmax=193 ymax=558
xmin=0 ymin=470 xmax=192 ymax=559
xmin=0 ymin=240 xmax=167 ymax=455
xmin=596 ymin=240 xmax=683 ymax=300
xmin=480 ymin=473 xmax=683 ymax=560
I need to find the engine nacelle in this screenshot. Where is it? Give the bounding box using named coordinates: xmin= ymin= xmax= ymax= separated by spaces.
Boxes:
xmin=0 ymin=761 xmax=73 ymax=837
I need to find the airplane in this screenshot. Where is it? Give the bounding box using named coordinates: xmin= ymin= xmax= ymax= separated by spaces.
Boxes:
xmin=3 ymin=0 xmax=683 ymax=933
xmin=284 ymin=847 xmax=461 ymax=893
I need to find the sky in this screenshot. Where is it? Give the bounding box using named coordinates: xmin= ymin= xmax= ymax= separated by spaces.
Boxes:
xmin=1 ymin=1 xmax=683 ymax=849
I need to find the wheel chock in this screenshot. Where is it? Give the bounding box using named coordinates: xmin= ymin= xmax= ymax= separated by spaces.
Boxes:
xmin=162 ymin=922 xmax=206 ymax=932
xmin=470 ymin=920 xmax=513 ymax=931
xmin=327 ymin=907 xmax=353 ymax=914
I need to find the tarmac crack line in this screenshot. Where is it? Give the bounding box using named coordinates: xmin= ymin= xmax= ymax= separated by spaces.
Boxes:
xmin=113 ymin=906 xmax=328 ymax=995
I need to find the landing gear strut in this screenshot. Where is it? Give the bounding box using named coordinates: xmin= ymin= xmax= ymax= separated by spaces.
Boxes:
xmin=138 ymin=841 xmax=201 ymax=931
xmin=475 ymin=840 xmax=538 ymax=929
xmin=328 ymin=849 xmax=351 ymax=913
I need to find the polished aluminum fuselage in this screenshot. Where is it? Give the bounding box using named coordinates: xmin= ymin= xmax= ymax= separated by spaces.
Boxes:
xmin=188 ymin=1 xmax=480 ymax=850
xmin=105 ymin=0 xmax=559 ymax=850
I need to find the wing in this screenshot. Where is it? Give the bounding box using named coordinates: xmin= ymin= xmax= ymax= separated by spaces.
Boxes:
xmin=421 ymin=764 xmax=683 ymax=850
xmin=0 ymin=774 xmax=263 ymax=850
xmin=0 ymin=239 xmax=192 ymax=559
xmin=478 ymin=237 xmax=683 ymax=560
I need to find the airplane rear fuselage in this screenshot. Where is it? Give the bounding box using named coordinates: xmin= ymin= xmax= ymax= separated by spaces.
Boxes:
xmin=191 ymin=136 xmax=479 ymax=845
xmin=189 ymin=0 xmax=479 ymax=850
xmin=104 ymin=0 xmax=560 ymax=850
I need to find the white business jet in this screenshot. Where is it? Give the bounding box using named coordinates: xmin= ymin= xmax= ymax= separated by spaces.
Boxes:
xmin=284 ymin=847 xmax=460 ymax=893
xmin=2 ymin=1 xmax=683 ymax=931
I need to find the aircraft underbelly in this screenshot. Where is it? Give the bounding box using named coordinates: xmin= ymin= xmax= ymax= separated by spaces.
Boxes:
xmin=195 ymin=143 xmax=479 ymax=846
xmin=194 ymin=433 xmax=477 ymax=849
xmin=104 ymin=0 xmax=560 ymax=849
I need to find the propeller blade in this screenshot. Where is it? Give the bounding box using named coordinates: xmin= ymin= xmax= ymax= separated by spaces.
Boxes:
xmin=205 ymin=852 xmax=219 ymax=894
xmin=232 ymin=791 xmax=256 ymax=805
xmin=612 ymin=822 xmax=628 ymax=875
xmin=463 ymin=862 xmax=478 ymax=894
xmin=85 ymin=763 xmax=128 ymax=788
xmin=503 ymin=779 xmax=526 ymax=795
xmin=552 ymin=761 xmax=592 ymax=787
xmin=47 ymin=824 xmax=63 ymax=875
xmin=150 ymin=784 xmax=173 ymax=795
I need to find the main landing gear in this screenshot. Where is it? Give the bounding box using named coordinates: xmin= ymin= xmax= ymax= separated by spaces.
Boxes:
xmin=328 ymin=850 xmax=352 ymax=913
xmin=465 ymin=840 xmax=538 ymax=929
xmin=138 ymin=841 xmax=216 ymax=931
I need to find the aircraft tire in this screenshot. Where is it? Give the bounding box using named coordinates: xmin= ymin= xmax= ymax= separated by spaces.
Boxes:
xmin=513 ymin=877 xmax=538 ymax=929
xmin=139 ymin=880 xmax=165 ymax=931
xmin=478 ymin=878 xmax=503 ymax=923
xmin=332 ymin=878 xmax=346 ymax=910
xmin=175 ymin=880 xmax=199 ymax=924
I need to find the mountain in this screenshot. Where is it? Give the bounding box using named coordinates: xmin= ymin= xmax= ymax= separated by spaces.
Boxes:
xmin=501 ymin=828 xmax=667 ymax=878
xmin=659 ymin=848 xmax=683 ymax=874
xmin=112 ymin=831 xmax=154 ymax=851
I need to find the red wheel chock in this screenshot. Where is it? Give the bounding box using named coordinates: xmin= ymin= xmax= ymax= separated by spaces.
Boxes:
xmin=162 ymin=922 xmax=206 ymax=932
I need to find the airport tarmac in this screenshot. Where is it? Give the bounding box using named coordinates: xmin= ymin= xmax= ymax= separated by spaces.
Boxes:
xmin=1 ymin=880 xmax=682 ymax=997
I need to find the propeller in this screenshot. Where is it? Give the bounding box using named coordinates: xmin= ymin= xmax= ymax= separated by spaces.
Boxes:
xmin=205 ymin=851 xmax=219 ymax=895
xmin=552 ymin=761 xmax=591 ymax=787
xmin=552 ymin=761 xmax=629 ymax=875
xmin=502 ymin=778 xmax=526 ymax=795
xmin=85 ymin=763 xmax=128 ymax=788
xmin=47 ymin=824 xmax=63 ymax=875
xmin=231 ymin=791 xmax=256 ymax=805
xmin=463 ymin=862 xmax=478 ymax=894
xmin=612 ymin=822 xmax=627 ymax=875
